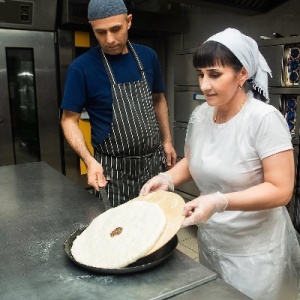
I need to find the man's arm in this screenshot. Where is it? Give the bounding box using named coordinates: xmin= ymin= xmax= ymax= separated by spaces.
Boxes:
xmin=152 ymin=93 xmax=177 ymax=168
xmin=61 ymin=110 xmax=107 ymax=190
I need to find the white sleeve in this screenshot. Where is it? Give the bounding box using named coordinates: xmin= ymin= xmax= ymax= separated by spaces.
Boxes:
xmin=184 ymin=104 xmax=211 ymax=161
xmin=254 ymin=110 xmax=293 ymax=160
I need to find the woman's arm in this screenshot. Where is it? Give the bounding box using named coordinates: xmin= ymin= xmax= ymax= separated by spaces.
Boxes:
xmin=140 ymin=157 xmax=192 ymax=195
xmin=183 ymin=150 xmax=294 ymax=226
xmin=225 ymin=149 xmax=294 ymax=210
xmin=165 ymin=157 xmax=193 ymax=186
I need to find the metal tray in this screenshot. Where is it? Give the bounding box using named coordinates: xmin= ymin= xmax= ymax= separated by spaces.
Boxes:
xmin=63 ymin=227 xmax=178 ymax=274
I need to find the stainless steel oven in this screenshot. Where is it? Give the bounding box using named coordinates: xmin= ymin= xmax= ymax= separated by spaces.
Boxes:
xmin=0 ymin=29 xmax=62 ymax=172
xmin=259 ymin=36 xmax=300 ymax=231
xmin=268 ymin=87 xmax=300 ymax=231
xmin=0 ymin=1 xmax=62 ymax=172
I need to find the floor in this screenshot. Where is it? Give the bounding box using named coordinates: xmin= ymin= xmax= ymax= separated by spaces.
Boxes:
xmin=176 ymin=225 xmax=199 ymax=261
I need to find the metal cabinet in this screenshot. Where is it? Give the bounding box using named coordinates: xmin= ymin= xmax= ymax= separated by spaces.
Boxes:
xmin=173 ymin=49 xmax=205 ymax=198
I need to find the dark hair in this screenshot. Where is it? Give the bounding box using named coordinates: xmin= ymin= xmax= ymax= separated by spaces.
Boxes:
xmin=193 ymin=41 xmax=243 ymax=73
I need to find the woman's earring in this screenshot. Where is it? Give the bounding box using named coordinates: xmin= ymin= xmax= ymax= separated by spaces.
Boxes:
xmin=238 ymin=84 xmax=242 ymax=89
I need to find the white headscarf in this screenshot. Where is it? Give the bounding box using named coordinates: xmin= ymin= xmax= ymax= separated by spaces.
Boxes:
xmin=206 ymin=28 xmax=272 ymax=102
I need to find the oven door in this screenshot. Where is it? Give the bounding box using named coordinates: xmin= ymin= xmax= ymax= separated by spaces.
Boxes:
xmin=0 ymin=29 xmax=61 ymax=171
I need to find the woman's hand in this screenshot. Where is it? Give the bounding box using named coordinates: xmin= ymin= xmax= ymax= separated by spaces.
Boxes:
xmin=182 ymin=192 xmax=228 ymax=226
xmin=139 ymin=172 xmax=174 ymax=196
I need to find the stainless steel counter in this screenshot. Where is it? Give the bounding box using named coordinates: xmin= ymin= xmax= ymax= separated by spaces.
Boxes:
xmin=0 ymin=162 xmax=250 ymax=299
xmin=172 ymin=279 xmax=252 ymax=299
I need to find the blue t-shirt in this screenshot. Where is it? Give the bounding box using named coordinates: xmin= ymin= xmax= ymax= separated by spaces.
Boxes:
xmin=61 ymin=43 xmax=166 ymax=146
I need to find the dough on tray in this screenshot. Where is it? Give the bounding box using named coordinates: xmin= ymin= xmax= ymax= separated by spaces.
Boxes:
xmin=71 ymin=201 xmax=167 ymax=269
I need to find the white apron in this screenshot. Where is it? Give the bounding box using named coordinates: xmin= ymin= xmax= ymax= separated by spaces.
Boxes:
xmin=185 ymin=95 xmax=300 ymax=299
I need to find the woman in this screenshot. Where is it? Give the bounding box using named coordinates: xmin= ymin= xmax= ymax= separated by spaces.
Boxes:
xmin=140 ymin=28 xmax=300 ymax=300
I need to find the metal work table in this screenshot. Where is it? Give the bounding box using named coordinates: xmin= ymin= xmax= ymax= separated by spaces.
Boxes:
xmin=0 ymin=162 xmax=250 ymax=299
xmin=172 ymin=279 xmax=251 ymax=299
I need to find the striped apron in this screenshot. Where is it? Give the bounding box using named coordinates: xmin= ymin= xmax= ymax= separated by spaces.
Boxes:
xmin=94 ymin=41 xmax=165 ymax=207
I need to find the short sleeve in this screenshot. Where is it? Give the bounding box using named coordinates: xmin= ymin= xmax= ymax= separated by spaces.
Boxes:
xmin=151 ymin=52 xmax=166 ymax=93
xmin=184 ymin=104 xmax=212 ymax=160
xmin=61 ymin=66 xmax=87 ymax=113
xmin=254 ymin=110 xmax=293 ymax=160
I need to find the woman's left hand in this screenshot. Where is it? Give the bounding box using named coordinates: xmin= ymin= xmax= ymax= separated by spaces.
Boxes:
xmin=182 ymin=192 xmax=228 ymax=226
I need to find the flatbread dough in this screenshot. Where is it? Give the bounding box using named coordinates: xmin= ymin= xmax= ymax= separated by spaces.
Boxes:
xmin=71 ymin=201 xmax=166 ymax=269
xmin=133 ymin=191 xmax=185 ymax=254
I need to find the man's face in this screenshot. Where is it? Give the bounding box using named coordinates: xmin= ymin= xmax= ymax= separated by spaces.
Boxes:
xmin=90 ymin=14 xmax=132 ymax=55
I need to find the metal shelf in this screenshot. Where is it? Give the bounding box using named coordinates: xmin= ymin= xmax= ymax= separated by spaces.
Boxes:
xmin=269 ymin=87 xmax=300 ymax=94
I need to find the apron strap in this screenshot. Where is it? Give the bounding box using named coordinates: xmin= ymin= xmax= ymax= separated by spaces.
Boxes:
xmin=100 ymin=48 xmax=116 ymax=85
xmin=100 ymin=41 xmax=147 ymax=85
xmin=127 ymin=41 xmax=148 ymax=83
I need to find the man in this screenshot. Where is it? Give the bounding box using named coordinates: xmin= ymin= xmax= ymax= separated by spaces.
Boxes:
xmin=60 ymin=0 xmax=176 ymax=207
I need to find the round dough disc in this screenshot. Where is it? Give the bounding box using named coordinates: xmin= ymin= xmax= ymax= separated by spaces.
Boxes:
xmin=133 ymin=191 xmax=185 ymax=254
xmin=71 ymin=201 xmax=166 ymax=269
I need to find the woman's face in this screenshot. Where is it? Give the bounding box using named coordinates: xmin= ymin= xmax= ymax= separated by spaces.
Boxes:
xmin=196 ymin=64 xmax=247 ymax=108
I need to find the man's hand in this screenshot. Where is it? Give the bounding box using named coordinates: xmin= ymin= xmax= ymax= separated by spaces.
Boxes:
xmin=162 ymin=141 xmax=177 ymax=169
xmin=86 ymin=158 xmax=107 ymax=191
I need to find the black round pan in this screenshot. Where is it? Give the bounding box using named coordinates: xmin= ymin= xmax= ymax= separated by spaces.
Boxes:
xmin=63 ymin=227 xmax=178 ymax=274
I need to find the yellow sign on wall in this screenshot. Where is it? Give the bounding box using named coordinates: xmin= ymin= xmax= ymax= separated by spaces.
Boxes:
xmin=75 ymin=31 xmax=90 ymax=48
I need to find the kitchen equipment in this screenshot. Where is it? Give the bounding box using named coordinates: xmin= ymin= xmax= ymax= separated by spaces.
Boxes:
xmin=173 ymin=48 xmax=204 ymax=199
xmin=0 ymin=28 xmax=61 ymax=171
xmin=259 ymin=36 xmax=300 ymax=232
xmin=64 ymin=227 xmax=178 ymax=274
xmin=182 ymin=0 xmax=289 ymax=13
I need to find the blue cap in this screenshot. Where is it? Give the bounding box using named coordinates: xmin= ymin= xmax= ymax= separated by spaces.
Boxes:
xmin=88 ymin=0 xmax=128 ymax=21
